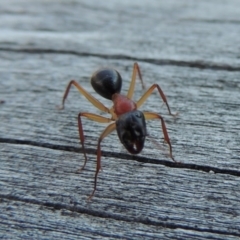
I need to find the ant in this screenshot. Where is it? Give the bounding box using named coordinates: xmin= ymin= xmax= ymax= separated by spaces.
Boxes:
xmin=59 ymin=62 xmax=177 ymax=200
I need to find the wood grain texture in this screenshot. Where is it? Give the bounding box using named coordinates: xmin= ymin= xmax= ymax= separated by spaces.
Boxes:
xmin=0 ymin=0 xmax=240 ymax=239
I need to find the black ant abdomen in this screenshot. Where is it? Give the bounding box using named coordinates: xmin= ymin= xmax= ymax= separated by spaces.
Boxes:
xmin=91 ymin=68 xmax=122 ymax=100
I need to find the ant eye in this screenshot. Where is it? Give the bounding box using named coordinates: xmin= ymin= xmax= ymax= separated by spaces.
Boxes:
xmin=132 ymin=126 xmax=141 ymax=137
xmin=135 ymin=130 xmax=140 ymax=137
xmin=135 ymin=111 xmax=142 ymax=118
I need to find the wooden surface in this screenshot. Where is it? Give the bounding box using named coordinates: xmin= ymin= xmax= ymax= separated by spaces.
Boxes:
xmin=0 ymin=0 xmax=240 ymax=239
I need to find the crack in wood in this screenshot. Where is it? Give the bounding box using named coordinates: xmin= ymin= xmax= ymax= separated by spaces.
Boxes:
xmin=0 ymin=48 xmax=240 ymax=71
xmin=1 ymin=137 xmax=240 ymax=177
xmin=0 ymin=194 xmax=239 ymax=237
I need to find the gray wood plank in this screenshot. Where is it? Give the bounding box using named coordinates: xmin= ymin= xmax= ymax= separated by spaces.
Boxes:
xmin=0 ymin=52 xmax=239 ymax=169
xmin=0 ymin=0 xmax=240 ymax=239
xmin=0 ymin=0 xmax=240 ymax=67
xmin=0 ymin=200 xmax=237 ymax=240
xmin=1 ymin=143 xmax=240 ymax=239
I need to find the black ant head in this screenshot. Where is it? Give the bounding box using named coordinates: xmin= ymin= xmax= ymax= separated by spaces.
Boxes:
xmin=91 ymin=68 xmax=122 ymax=100
xmin=116 ymin=110 xmax=146 ymax=154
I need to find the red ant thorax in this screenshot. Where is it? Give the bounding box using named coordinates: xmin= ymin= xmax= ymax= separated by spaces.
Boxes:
xmin=112 ymin=93 xmax=137 ymax=116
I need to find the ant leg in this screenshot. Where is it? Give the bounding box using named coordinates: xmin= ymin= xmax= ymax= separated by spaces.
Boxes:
xmin=59 ymin=80 xmax=110 ymax=113
xmin=143 ymin=112 xmax=177 ymax=162
xmin=87 ymin=122 xmax=116 ymax=201
xmin=136 ymin=84 xmax=178 ymax=117
xmin=77 ymin=112 xmax=113 ymax=172
xmin=127 ymin=62 xmax=146 ymax=99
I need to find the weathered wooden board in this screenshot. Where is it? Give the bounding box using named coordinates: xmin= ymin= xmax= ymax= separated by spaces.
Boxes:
xmin=0 ymin=52 xmax=239 ymax=169
xmin=1 ymin=0 xmax=240 ymax=67
xmin=0 ymin=0 xmax=240 ymax=239
xmin=1 ymin=144 xmax=240 ymax=239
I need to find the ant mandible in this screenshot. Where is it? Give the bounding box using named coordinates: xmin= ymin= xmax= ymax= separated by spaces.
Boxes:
xmin=59 ymin=62 xmax=177 ymax=200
